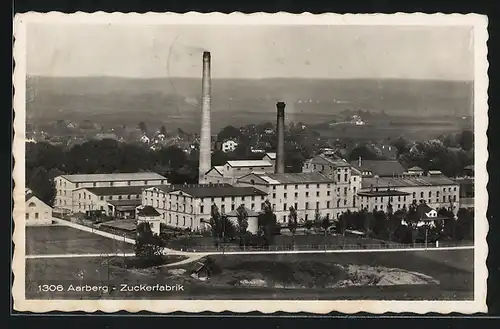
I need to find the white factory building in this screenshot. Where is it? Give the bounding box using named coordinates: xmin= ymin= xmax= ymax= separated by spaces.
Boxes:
xmin=53 ymin=172 xmax=168 ymax=215
xmin=140 ymin=183 xmax=267 ymax=232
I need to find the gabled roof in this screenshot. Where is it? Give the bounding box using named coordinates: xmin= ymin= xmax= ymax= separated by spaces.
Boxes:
xmin=58 ymin=172 xmax=167 ymax=183
xmin=137 ymin=205 xmax=161 ymax=217
xmin=361 ymin=175 xmax=457 ymax=188
xmin=226 ymin=160 xmax=273 ymax=168
xmin=408 ymin=166 xmax=424 ymax=172
xmin=25 ymin=193 xmax=34 ymax=202
xmin=205 ymin=165 xmax=224 ymax=176
xmin=350 ymin=160 xmax=406 ymax=177
xmin=264 ymin=152 xmax=276 ymax=160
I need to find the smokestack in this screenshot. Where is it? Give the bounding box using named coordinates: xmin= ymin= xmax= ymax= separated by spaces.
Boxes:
xmin=358 ymin=156 xmax=362 ymax=168
xmin=275 ymin=102 xmax=286 ymax=174
xmin=198 ymin=51 xmax=212 ymax=183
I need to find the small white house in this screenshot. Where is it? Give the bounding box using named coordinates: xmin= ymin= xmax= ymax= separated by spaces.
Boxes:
xmin=222 ymin=140 xmax=238 ymax=153
xmin=25 ymin=193 xmax=53 ymax=226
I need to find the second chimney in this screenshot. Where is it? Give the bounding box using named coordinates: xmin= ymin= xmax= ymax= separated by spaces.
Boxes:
xmin=275 ymin=102 xmax=286 ymax=174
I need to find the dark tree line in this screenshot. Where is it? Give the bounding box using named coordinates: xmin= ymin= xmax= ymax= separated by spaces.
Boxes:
xmin=26 ymin=139 xmax=200 ymax=206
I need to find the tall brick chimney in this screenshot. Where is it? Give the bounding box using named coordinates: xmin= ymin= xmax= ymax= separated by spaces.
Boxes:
xmin=275 ymin=102 xmax=286 ymax=174
xmin=198 ymin=51 xmax=212 ymax=183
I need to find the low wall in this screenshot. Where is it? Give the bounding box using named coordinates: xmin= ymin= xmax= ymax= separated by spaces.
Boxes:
xmin=52 ymin=217 xmax=135 ymax=244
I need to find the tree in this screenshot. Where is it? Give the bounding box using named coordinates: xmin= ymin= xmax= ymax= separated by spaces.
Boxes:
xmin=438 ymin=207 xmax=456 ymax=240
xmin=160 ymin=125 xmax=167 ymax=136
xmin=138 ymin=122 xmax=148 ymax=135
xmin=459 ymin=130 xmax=474 ymax=151
xmin=348 ymin=145 xmax=381 ymax=162
xmin=288 ymin=206 xmax=298 ymax=248
xmin=236 ymin=204 xmax=249 ymax=247
xmin=135 ymin=222 xmax=165 ymax=267
xmin=372 ymin=210 xmax=387 ymax=239
xmin=217 ymin=125 xmax=241 ymax=142
xmin=209 ymin=204 xmax=236 ymax=246
xmin=258 ymin=200 xmax=277 ymax=247
xmin=456 ymin=208 xmax=474 ymax=241
xmin=321 ymin=214 xmax=330 ymax=239
xmin=337 ymin=212 xmax=347 ymax=235
xmin=27 ymin=166 xmax=56 ymax=206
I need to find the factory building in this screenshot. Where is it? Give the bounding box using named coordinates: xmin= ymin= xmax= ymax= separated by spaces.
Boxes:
xmin=302 ymin=153 xmax=360 ymax=212
xmin=53 ymin=172 xmax=168 ymax=215
xmin=204 ymin=159 xmax=275 ymax=185
xmin=140 ymin=183 xmax=268 ymax=232
xmin=236 ymin=172 xmax=341 ymax=222
xmin=358 ymin=174 xmax=460 ymax=214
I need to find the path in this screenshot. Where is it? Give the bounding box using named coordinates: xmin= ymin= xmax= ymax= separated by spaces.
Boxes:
xmin=26 ymin=253 xmax=136 ymax=259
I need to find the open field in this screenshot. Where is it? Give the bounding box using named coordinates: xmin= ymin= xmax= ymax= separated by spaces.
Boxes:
xmin=26 ymin=226 xmax=134 ymax=255
xmin=25 ymin=248 xmax=473 ymax=300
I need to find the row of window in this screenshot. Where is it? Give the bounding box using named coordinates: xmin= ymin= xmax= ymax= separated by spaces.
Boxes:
xmin=60 ymin=179 xmax=166 ymax=188
xmin=25 ymin=212 xmax=49 ymax=219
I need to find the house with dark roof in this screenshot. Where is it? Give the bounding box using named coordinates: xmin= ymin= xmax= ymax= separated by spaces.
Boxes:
xmin=349 ymin=159 xmax=407 ymax=178
xmin=25 ymin=191 xmax=53 ymax=226
xmin=141 ymin=183 xmax=269 ymax=232
xmin=136 ymin=205 xmax=162 ymax=235
xmin=401 ymin=203 xmax=453 ymax=229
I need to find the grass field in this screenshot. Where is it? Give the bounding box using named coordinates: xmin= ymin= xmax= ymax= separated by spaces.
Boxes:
xmin=25 ymin=248 xmax=473 ymax=300
xmin=25 ymin=226 xmax=134 ymax=255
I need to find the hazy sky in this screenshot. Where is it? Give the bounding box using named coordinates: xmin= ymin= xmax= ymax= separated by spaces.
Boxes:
xmin=27 ymin=24 xmax=474 ymax=80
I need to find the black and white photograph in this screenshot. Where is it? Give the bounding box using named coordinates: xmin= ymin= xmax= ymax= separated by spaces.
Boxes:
xmin=12 ymin=12 xmax=488 ymax=314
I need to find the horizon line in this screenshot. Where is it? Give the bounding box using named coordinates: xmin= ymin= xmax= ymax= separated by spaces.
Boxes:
xmin=27 ymin=75 xmax=474 ymax=82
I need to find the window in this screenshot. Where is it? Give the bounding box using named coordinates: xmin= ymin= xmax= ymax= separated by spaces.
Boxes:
xmin=272 ymin=204 xmax=276 ymax=210
xmin=76 ymin=183 xmax=79 ymax=188
xmin=183 ymin=217 xmax=186 ymax=226
xmin=337 ymin=174 xmax=341 ymax=181
xmin=306 ymin=184 xmax=309 ymax=189
xmin=128 ymin=195 xmax=131 ymax=200
xmin=404 ymin=196 xmax=407 ymax=201
xmin=454 ymin=187 xmax=457 ymax=191
xmin=353 ymin=177 xmax=357 ymax=182
xmin=316 ymin=184 xmax=320 ymax=188
xmin=294 ymin=192 xmax=298 ymax=198
xmin=273 ymin=186 xmax=276 ymax=190
xmin=261 ymin=196 xmax=265 ymax=200
xmin=313 ymin=164 xmax=317 ymax=170
xmin=211 ymin=197 xmax=215 ymax=202
xmin=305 ymin=202 xmax=309 ymax=209
xmin=344 ymin=174 xmax=348 ymax=181
xmin=35 ymin=212 xmax=39 ymax=219
xmin=316 ymin=201 xmax=320 ymax=209
xmin=344 ymin=187 xmax=348 ymax=195
xmin=231 ymin=197 xmax=235 ymax=201
xmin=327 ymin=191 xmax=331 ymax=197
xmin=428 ymin=199 xmax=431 ymax=204
xmin=273 ymin=193 xmax=276 ymax=198
xmin=284 ymin=203 xmax=287 ymax=211
xmin=420 ymin=191 xmax=424 ymax=198
xmin=284 ymin=193 xmax=287 ymax=198
xmin=79 ymin=193 xmax=81 ymax=199
xmin=453 ymin=195 xmax=457 ymax=202
xmin=144 ymin=180 xmax=148 ymax=185
xmin=305 ymin=214 xmax=309 ymax=220
xmin=283 ymin=215 xmax=287 ymax=222
xmin=375 ymin=197 xmax=378 ymax=202
xmin=294 ymin=202 xmax=298 ymax=210
xmin=231 ymin=204 xmax=235 ymax=211
xmin=284 ymin=185 xmax=288 ymax=190
xmin=251 ymin=196 xmax=255 ymax=201
xmin=100 ymin=206 xmax=104 ymax=211
xmin=25 ymin=213 xmax=29 ymax=220
xmin=118 ymin=195 xmax=122 ymax=200
xmin=200 ymin=205 xmax=204 ymax=213
xmin=110 ymin=182 xmax=114 ymax=187
xmin=327 ymin=201 xmax=330 ymax=208
xmin=443 ymin=196 xmax=446 ymax=202
xmin=428 ymin=191 xmax=432 ymax=197
xmin=305 ymin=192 xmax=309 ymax=197
xmin=251 ymin=203 xmax=255 ymax=210
xmin=412 ymin=192 xmax=416 ymax=198
xmin=437 ymin=191 xmax=440 ymax=197
xmin=221 ymin=205 xmax=225 ymax=213
xmin=100 ymin=196 xmax=104 ymax=201
xmin=380 ymin=197 xmax=384 ymax=203
xmin=295 ymin=185 xmax=298 ymax=190
xmin=93 ymin=182 xmax=96 ymax=187
xmin=327 ymin=184 xmax=331 ymax=188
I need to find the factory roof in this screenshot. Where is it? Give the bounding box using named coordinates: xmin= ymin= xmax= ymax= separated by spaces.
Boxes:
xmin=358 ymin=190 xmax=410 ymax=197
xmin=226 ymin=160 xmax=274 ymax=168
xmin=408 ymin=166 xmax=424 ymax=172
xmin=171 ymin=185 xmax=268 ymax=198
xmin=78 ymin=186 xmax=148 ymax=196
xmin=107 ymin=199 xmax=142 ymax=210
xmin=361 ymin=175 xmax=457 ymax=189
xmin=350 ymin=160 xmax=407 ymax=177
xmin=307 ymin=154 xmax=351 ymax=167
xmin=205 ymin=166 xmax=224 ymax=176
xmin=58 ymin=172 xmax=167 ymax=183
xmin=239 ymin=172 xmax=333 ymax=185
xmin=264 ymin=152 xmax=276 ymax=160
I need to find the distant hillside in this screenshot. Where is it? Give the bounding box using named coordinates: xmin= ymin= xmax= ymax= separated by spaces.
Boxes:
xmin=26 ymin=76 xmax=474 ymax=132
